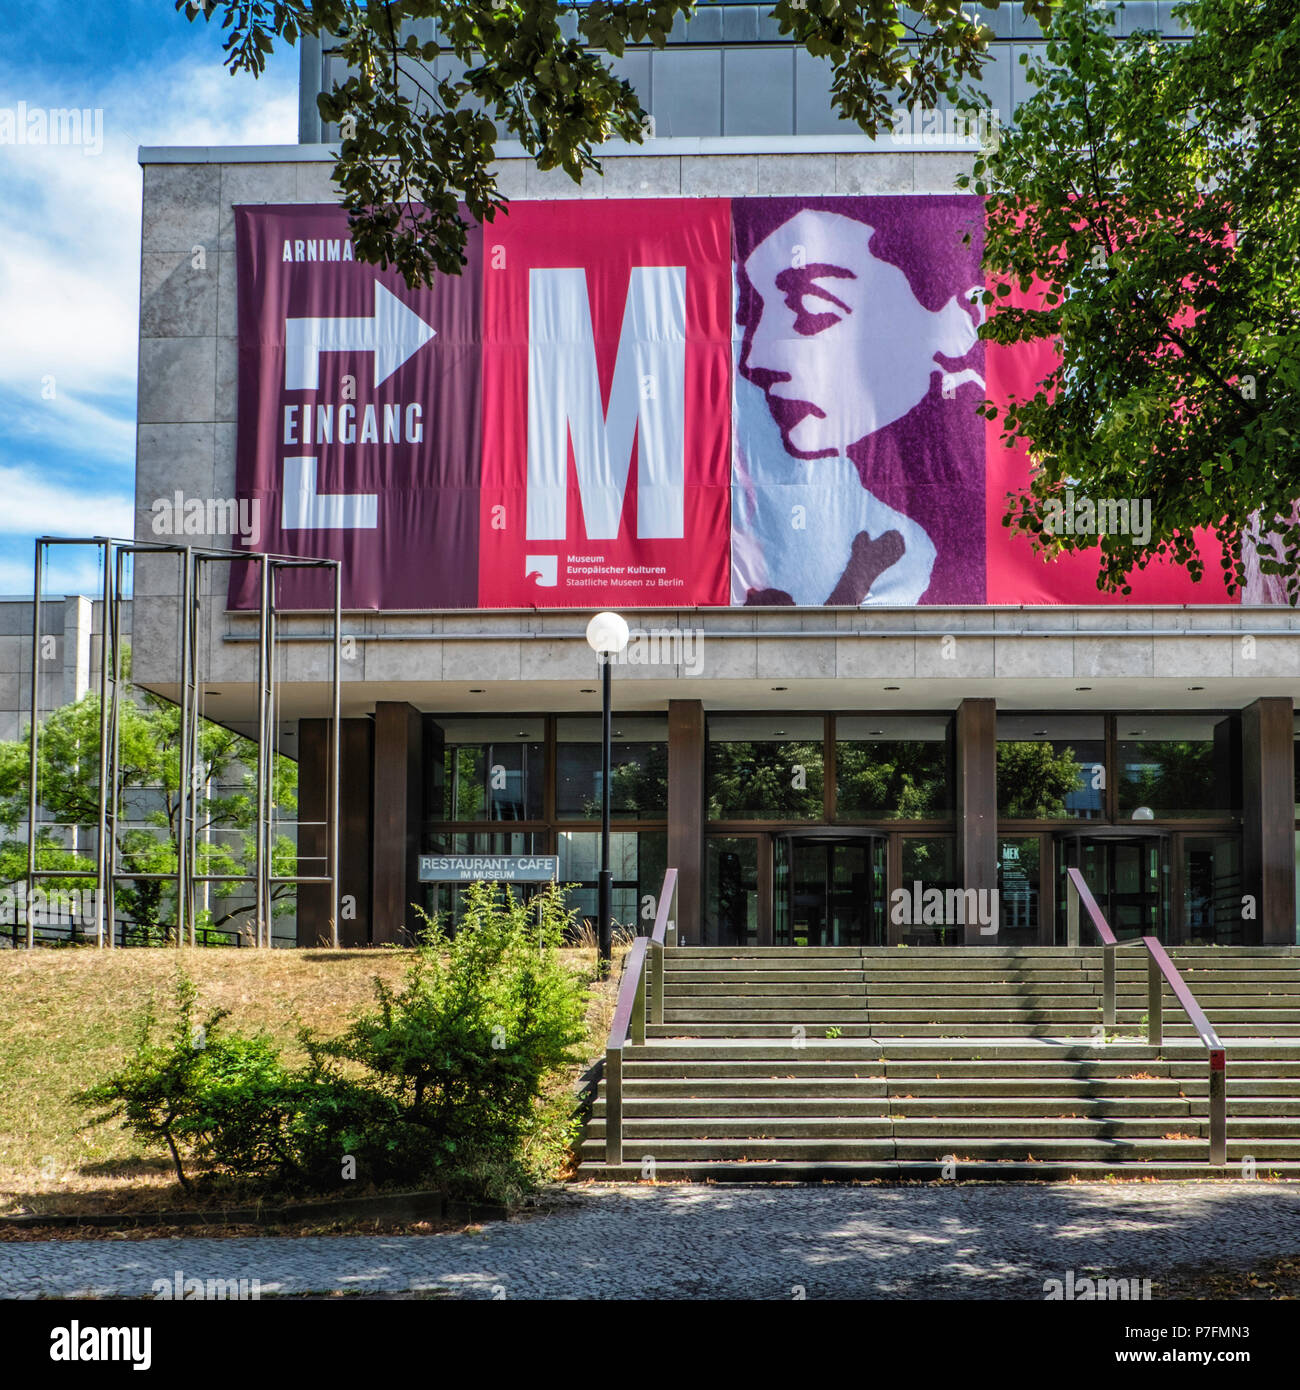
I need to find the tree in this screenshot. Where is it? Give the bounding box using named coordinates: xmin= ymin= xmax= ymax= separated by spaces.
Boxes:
xmin=965 ymin=0 xmax=1300 ymax=600
xmin=1118 ymin=739 xmax=1220 ymax=816
xmin=706 ymin=739 xmax=824 ymax=819
xmin=0 ymin=658 xmax=298 ymax=943
xmin=996 ymin=740 xmax=1085 ymax=819
xmin=835 ymin=739 xmax=951 ymax=818
xmin=180 ymin=0 xmax=1051 ymax=287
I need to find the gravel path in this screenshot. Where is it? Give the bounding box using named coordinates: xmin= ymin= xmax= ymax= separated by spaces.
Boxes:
xmin=4 ymin=1183 xmax=1300 ymax=1300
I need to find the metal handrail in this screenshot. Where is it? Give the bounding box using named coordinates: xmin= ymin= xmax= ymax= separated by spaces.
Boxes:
xmin=1065 ymin=867 xmax=1227 ymax=1166
xmin=603 ymin=867 xmax=678 ymax=1165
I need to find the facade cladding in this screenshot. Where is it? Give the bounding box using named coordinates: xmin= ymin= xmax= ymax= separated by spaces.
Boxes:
xmin=132 ymin=5 xmax=1300 ymax=951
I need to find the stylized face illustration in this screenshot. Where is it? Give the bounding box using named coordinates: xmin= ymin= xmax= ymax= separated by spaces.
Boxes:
xmin=739 ymin=209 xmax=980 ymax=458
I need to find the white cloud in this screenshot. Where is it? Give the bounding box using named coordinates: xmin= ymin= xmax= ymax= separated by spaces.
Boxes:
xmin=0 ymin=52 xmax=297 ymax=484
xmin=0 ymin=551 xmax=106 ymax=600
xmin=0 ymin=464 xmax=135 ymax=538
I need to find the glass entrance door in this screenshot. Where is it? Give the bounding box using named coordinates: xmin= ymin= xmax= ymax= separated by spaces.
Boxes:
xmin=1056 ymin=832 xmax=1170 ymax=940
xmin=773 ymin=834 xmax=886 ymax=946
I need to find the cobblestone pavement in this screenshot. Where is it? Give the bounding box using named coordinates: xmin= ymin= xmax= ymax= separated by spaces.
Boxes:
xmin=3 ymin=1183 xmax=1299 ymax=1300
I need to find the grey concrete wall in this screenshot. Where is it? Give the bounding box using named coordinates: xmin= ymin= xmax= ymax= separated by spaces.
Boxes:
xmin=301 ymin=3 xmax=1194 ymax=142
xmin=0 ymin=597 xmax=120 ymax=742
xmin=205 ymin=604 xmax=1300 ymax=695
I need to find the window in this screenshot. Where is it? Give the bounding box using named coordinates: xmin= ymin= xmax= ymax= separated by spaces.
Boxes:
xmin=556 ymin=715 xmax=667 ymax=820
xmin=426 ymin=717 xmax=544 ymax=822
xmin=996 ymin=715 xmax=1105 ymax=820
xmin=1293 ymin=714 xmax=1300 ymax=817
xmin=835 ymin=715 xmax=952 ymax=820
xmin=420 ymin=830 xmax=546 ymax=929
xmin=706 ymin=715 xmax=824 ymax=820
xmin=1182 ymin=836 xmax=1243 ymax=946
xmin=1116 ymin=714 xmax=1238 ymax=820
xmin=556 ymin=829 xmax=667 ymax=936
xmin=896 ymin=836 xmax=960 ymax=945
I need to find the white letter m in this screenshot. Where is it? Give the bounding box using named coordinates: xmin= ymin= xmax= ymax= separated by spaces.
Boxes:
xmin=526 ymin=266 xmax=685 ymax=541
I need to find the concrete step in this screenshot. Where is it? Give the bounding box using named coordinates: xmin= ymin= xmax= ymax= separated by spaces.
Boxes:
xmin=585 ymin=1114 xmax=1300 ymax=1140
xmin=621 ymin=1081 xmax=898 ymax=1104
xmin=887 ymin=1071 xmax=1300 ymax=1091
xmin=851 ymin=979 xmax=1300 ymax=995
xmin=580 ymin=1135 xmax=1300 ymax=1162
xmin=594 ymin=1095 xmax=1300 ymax=1120
xmin=625 ymin=1038 xmax=1300 ymax=1061
xmin=648 ymin=1024 xmax=881 ymax=1038
xmin=647 ymin=1020 xmax=1300 ymax=1037
xmin=577 ymin=1159 xmax=1300 ymax=1181
xmin=663 ymin=973 xmax=869 ymax=983
xmin=661 ymin=1010 xmax=875 ymax=1025
xmin=669 ymin=947 xmax=867 ymax=959
xmin=616 ymin=1071 xmax=1300 ymax=1098
xmin=623 ymin=1061 xmax=890 ymax=1081
xmin=667 ymin=983 xmax=869 ymax=997
xmin=864 ymin=1008 xmax=1300 ymax=1024
xmin=810 ymin=976 xmax=1300 ymax=988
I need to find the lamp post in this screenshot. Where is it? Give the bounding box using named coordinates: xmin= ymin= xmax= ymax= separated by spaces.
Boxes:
xmin=585 ymin=611 xmax=630 ymax=973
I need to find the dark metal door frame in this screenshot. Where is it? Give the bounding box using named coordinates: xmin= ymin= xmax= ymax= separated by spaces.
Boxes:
xmin=772 ymin=829 xmax=887 ymax=947
xmin=1055 ymin=827 xmax=1173 ymax=942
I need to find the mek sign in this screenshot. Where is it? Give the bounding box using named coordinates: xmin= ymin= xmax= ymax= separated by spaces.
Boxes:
xmin=417 ymin=855 xmax=560 ymax=884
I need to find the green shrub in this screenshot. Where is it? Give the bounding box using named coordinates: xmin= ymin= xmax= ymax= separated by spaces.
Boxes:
xmin=321 ymin=880 xmax=589 ymax=1194
xmin=77 ymin=975 xmax=299 ymax=1191
xmin=78 ymin=882 xmax=590 ymax=1201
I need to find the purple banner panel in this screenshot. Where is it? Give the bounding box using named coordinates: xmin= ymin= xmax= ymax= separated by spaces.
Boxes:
xmin=229 ymin=205 xmax=482 ymax=610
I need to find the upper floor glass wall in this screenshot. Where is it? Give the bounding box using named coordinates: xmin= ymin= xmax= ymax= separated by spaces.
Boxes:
xmin=1115 ymin=713 xmax=1239 ymax=821
xmin=707 ymin=714 xmax=824 ymax=820
xmin=303 ymin=3 xmax=1194 ymax=143
xmin=997 ymin=714 xmax=1106 ymax=820
xmin=426 ymin=716 xmax=545 ymax=822
xmin=556 ymin=715 xmax=668 ymax=821
xmin=835 ymin=715 xmax=953 ymax=820
xmin=996 ymin=712 xmax=1240 ymax=823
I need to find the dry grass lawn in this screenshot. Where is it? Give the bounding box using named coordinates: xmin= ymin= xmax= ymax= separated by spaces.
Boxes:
xmin=0 ymin=944 xmax=620 ymax=1217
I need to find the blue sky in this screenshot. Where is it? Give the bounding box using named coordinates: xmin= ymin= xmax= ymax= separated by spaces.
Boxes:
xmin=0 ymin=0 xmax=298 ymax=597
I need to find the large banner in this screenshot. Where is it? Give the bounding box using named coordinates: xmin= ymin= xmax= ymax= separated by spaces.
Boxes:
xmin=232 ymin=198 xmax=1235 ymax=610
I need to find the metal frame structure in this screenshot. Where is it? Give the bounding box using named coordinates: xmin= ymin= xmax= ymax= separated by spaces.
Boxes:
xmin=1066 ymin=866 xmax=1228 ymax=1166
xmin=605 ymin=867 xmax=679 ymax=1166
xmin=24 ymin=537 xmax=342 ymax=950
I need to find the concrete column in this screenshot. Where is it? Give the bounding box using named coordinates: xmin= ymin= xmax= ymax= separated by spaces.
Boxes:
xmin=62 ymin=596 xmax=92 ymax=706
xmin=1241 ymin=697 xmax=1295 ymax=945
xmin=372 ymin=701 xmax=424 ymax=945
xmin=667 ymin=699 xmax=705 ymax=945
xmin=956 ymin=697 xmax=997 ymax=946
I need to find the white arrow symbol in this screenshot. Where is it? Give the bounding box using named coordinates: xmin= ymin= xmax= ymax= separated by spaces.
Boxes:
xmin=284 ymin=282 xmax=436 ymax=390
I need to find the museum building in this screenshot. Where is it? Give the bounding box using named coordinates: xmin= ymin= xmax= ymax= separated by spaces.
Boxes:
xmin=127 ymin=3 xmax=1300 ymax=952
